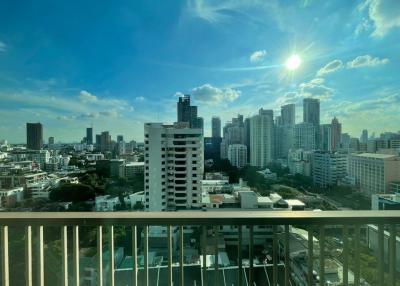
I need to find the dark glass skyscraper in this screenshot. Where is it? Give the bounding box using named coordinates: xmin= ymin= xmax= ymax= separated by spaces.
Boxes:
xmin=303 ymin=98 xmax=320 ymax=148
xmin=86 ymin=127 xmax=93 ymax=145
xmin=211 ymin=116 xmax=221 ymax=138
xmin=26 ymin=122 xmax=43 ymax=150
xmin=303 ymin=98 xmax=320 ymax=126
xmin=176 ymin=94 xmax=203 ymax=131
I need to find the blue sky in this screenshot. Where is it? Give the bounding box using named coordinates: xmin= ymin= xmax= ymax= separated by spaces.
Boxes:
xmin=0 ymin=0 xmax=399 ymax=143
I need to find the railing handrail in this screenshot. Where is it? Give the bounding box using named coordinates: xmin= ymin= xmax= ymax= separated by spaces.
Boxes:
xmin=0 ymin=210 xmax=399 ymax=226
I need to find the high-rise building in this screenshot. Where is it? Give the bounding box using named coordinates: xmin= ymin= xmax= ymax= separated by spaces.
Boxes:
xmin=303 ymin=98 xmax=320 ymax=147
xmin=331 ymin=117 xmax=341 ymax=152
xmin=144 ymin=122 xmax=204 ymax=211
xmin=275 ymin=125 xmax=294 ymax=158
xmin=312 ymin=151 xmax=347 ymax=188
xmin=303 ymin=98 xmax=320 ymax=126
xmin=250 ymin=109 xmax=274 ymax=167
xmin=48 ymin=137 xmax=55 ymax=145
xmin=220 ymin=114 xmax=246 ymax=159
xmin=294 ymin=123 xmax=315 ymax=151
xmin=281 ymin=103 xmax=295 ymax=125
xmin=320 ymin=124 xmax=332 ymax=152
xmin=176 ymin=95 xmax=203 ymax=131
xmin=86 ymin=127 xmax=93 ymax=145
xmin=26 ymin=123 xmax=43 ymax=150
xmin=95 ymin=134 xmax=101 ymax=149
xmin=340 ymin=133 xmax=351 ymax=151
xmin=227 ymin=144 xmax=247 ymax=168
xmin=360 ymin=129 xmax=368 ymax=144
xmin=244 ymin=118 xmax=251 ymax=162
xmin=100 ymin=131 xmax=112 ymax=152
xmin=117 ymin=135 xmax=124 ymax=143
xmin=211 ymin=117 xmax=221 ymax=138
xmin=348 ymin=153 xmax=400 ymax=195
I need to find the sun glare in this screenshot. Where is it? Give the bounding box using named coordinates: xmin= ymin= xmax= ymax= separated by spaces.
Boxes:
xmin=286 ymin=54 xmax=302 ymax=70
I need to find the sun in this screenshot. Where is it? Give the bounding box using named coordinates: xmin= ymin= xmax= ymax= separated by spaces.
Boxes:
xmin=286 ymin=54 xmax=302 ymax=70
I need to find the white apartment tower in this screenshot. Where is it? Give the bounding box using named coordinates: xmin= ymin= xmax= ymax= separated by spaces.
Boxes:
xmin=250 ymin=109 xmax=274 ymax=168
xmin=144 ymin=122 xmax=204 ymax=211
xmin=312 ymin=151 xmax=347 ymax=188
xmin=294 ymin=123 xmax=316 ymax=151
xmin=228 ymin=144 xmax=247 ymax=168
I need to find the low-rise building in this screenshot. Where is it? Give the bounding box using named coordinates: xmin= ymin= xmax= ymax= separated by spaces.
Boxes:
xmin=95 ymin=195 xmax=121 ymax=211
xmin=371 ymin=193 xmax=400 ymax=210
xmin=119 ymin=162 xmax=144 ymax=179
xmin=0 ymin=187 xmax=24 ymax=208
xmin=347 ymin=153 xmax=400 ymax=194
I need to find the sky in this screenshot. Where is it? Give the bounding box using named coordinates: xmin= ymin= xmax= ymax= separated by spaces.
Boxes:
xmin=0 ymin=0 xmax=399 ymax=143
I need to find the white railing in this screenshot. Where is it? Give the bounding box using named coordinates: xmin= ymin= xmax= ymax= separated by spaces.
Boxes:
xmin=0 ymin=210 xmax=399 ymax=286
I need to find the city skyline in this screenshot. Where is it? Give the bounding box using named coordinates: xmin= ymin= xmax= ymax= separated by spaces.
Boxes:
xmin=1 ymin=0 xmax=400 ymax=142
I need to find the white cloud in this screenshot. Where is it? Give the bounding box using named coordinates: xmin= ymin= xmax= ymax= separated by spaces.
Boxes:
xmin=316 ymin=60 xmax=343 ymax=77
xmin=186 ymin=0 xmax=233 ymax=23
xmin=250 ymin=50 xmax=267 ymax=63
xmin=191 ymin=84 xmax=241 ymax=103
xmin=299 ymin=80 xmax=334 ymax=101
xmin=135 ymin=96 xmax=145 ymax=101
xmin=347 ymin=54 xmax=389 ymax=68
xmin=0 ymin=41 xmax=6 ymax=52
xmin=363 ymin=0 xmax=400 ymax=37
xmin=79 ymin=90 xmax=98 ymax=103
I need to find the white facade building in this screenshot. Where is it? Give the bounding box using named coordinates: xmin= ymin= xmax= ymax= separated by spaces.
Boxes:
xmin=294 ymin=123 xmax=315 ymax=151
xmin=144 ymin=122 xmax=204 ymax=211
xmin=347 ymin=153 xmax=400 ymax=195
xmin=119 ymin=162 xmax=144 ymax=180
xmin=227 ymin=144 xmax=247 ymax=168
xmin=312 ymin=151 xmax=347 ymax=188
xmin=250 ymin=109 xmax=274 ymax=168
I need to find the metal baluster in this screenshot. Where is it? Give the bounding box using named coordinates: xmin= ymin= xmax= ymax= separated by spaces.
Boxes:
xmin=378 ymin=224 xmax=384 ymax=286
xmin=37 ymin=226 xmax=44 ymax=286
xmin=249 ymin=225 xmax=254 ymax=286
xmin=61 ymin=226 xmax=68 ymax=286
xmin=1 ymin=226 xmax=9 ymax=286
xmin=132 ymin=226 xmax=137 ymax=286
xmin=97 ymin=226 xmax=103 ymax=286
xmin=72 ymin=225 xmax=79 ymax=286
xmin=238 ymin=225 xmax=242 ymax=286
xmin=214 ymin=225 xmax=219 ymax=286
xmin=343 ymin=225 xmax=349 ymax=286
xmin=167 ymin=226 xmax=172 ymax=286
xmin=354 ymin=225 xmax=360 ymax=286
xmin=179 ymin=226 xmax=184 ymax=286
xmin=284 ymin=225 xmax=290 ymax=286
xmin=272 ymin=225 xmax=277 ymax=286
xmin=109 ymin=226 xmax=114 ymax=286
xmin=389 ymin=224 xmax=396 ymax=286
xmin=202 ymin=226 xmax=207 ymax=286
xmin=25 ymin=226 xmax=32 ymax=286
xmin=308 ymin=226 xmax=313 ymax=286
xmin=319 ymin=226 xmax=325 ymax=286
xmin=144 ymin=226 xmax=149 ymax=286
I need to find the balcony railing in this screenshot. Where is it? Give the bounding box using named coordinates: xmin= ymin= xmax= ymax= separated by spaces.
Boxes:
xmin=0 ymin=210 xmax=399 ymax=286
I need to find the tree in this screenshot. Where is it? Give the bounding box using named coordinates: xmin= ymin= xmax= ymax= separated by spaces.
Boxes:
xmin=133 ymin=201 xmax=144 ymax=210
xmin=49 ymin=183 xmax=95 ymax=202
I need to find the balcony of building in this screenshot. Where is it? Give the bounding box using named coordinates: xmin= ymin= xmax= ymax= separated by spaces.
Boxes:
xmin=0 ymin=211 xmax=398 ymax=286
